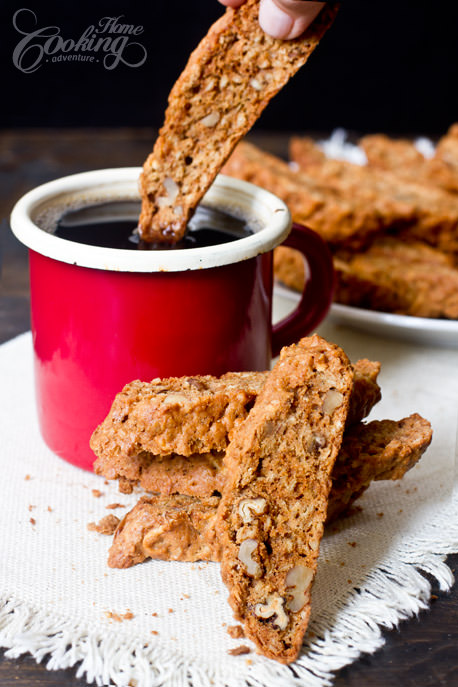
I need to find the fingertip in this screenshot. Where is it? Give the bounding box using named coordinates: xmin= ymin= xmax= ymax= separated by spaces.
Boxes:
xmin=218 ymin=0 xmax=246 ymax=7
xmin=282 ymin=16 xmax=316 ymax=40
xmin=259 ymin=0 xmax=294 ymax=39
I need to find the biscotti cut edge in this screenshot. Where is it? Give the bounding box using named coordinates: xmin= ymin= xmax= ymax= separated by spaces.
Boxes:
xmin=217 ymin=334 xmax=353 ymax=663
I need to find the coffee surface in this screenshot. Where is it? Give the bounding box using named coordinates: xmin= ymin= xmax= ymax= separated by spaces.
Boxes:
xmin=54 ymin=201 xmax=252 ymax=250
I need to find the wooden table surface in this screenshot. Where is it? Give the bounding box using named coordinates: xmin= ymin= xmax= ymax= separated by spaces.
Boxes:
xmin=0 ymin=129 xmax=457 ymax=687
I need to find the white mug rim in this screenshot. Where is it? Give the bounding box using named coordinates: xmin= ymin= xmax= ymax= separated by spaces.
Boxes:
xmin=10 ymin=168 xmax=292 ymax=272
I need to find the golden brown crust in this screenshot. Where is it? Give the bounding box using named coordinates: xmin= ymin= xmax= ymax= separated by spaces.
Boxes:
xmin=91 ymin=372 xmax=265 ymax=474
xmin=274 ymin=246 xmax=306 ymax=292
xmin=360 ymin=134 xmax=425 ymax=171
xmin=112 ymin=452 xmax=226 ymax=499
xmin=361 ymin=129 xmax=458 ymax=195
xmin=222 ymin=141 xmax=392 ymax=249
xmin=108 ymin=495 xmax=221 ymax=568
xmin=334 ymin=237 xmax=458 ymax=318
xmin=435 ymin=124 xmax=458 ymax=188
xmin=274 ymin=234 xmax=458 ymax=320
xmin=107 ymin=414 xmax=431 ymax=570
xmin=92 ymin=362 xmax=380 ymax=497
xmin=289 ymin=135 xmax=458 ymax=261
xmin=217 ymin=335 xmax=353 ymax=663
xmin=326 ymin=413 xmax=432 ymax=521
xmin=138 ymin=1 xmax=339 ymax=243
xmin=348 ymin=359 xmax=381 ymax=427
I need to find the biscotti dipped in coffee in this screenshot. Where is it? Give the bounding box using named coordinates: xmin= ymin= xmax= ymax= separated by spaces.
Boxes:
xmin=108 ymin=413 xmax=432 ymax=569
xmin=217 ymin=335 xmax=353 ymax=663
xmin=91 ymin=361 xmax=381 ymax=496
xmin=138 ymin=0 xmax=339 ymax=243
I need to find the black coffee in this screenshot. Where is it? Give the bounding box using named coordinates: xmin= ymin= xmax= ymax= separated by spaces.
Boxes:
xmin=54 ymin=200 xmax=253 ymax=250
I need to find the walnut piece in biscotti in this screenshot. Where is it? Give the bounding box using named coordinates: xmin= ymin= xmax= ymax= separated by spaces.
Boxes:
xmin=107 ymin=413 xmax=431 ymax=570
xmin=216 ymin=335 xmax=353 ymax=663
xmin=138 ymin=1 xmax=339 ymax=243
xmin=91 ymin=362 xmax=380 ymax=496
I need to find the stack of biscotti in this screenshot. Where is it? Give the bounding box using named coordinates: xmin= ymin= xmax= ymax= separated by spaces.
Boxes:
xmin=91 ymin=335 xmax=432 ymax=663
xmin=221 ymin=126 xmax=458 ymax=319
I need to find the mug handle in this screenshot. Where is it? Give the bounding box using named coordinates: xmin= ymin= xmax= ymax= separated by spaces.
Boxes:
xmin=271 ymin=223 xmax=335 ymax=358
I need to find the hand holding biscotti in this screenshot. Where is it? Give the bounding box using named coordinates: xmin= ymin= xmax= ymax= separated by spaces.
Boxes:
xmin=219 ymin=0 xmax=326 ymax=39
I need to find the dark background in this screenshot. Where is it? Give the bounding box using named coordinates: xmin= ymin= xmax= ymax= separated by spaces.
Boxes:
xmin=1 ymin=0 xmax=458 ymax=136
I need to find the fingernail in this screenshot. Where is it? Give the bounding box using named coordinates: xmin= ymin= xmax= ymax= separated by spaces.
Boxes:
xmin=259 ymin=0 xmax=294 ymax=39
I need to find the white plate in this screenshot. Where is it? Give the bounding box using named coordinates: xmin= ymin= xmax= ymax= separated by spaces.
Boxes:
xmin=274 ymin=285 xmax=458 ymax=349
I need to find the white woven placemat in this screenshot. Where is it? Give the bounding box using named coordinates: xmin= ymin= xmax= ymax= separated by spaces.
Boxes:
xmin=0 ymin=326 xmax=457 ymax=687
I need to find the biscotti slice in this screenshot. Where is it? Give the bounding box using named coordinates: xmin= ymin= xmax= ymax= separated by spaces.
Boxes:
xmin=288 ymin=136 xmax=421 ymax=226
xmin=108 ymin=414 xmax=431 ymax=569
xmin=325 ymin=413 xmax=432 ymax=521
xmin=273 ymin=241 xmax=441 ymax=316
xmin=108 ymin=495 xmax=221 ymax=568
xmin=217 ymin=335 xmax=353 ymax=663
xmin=223 ymin=142 xmax=389 ymax=249
xmin=114 ymin=452 xmax=226 ymax=498
xmin=434 ymin=123 xmax=458 ymax=191
xmin=111 ymin=355 xmax=380 ymax=496
xmin=361 ymin=131 xmax=458 ymax=195
xmin=91 ymin=361 xmax=380 ymax=495
xmin=347 ymin=358 xmax=381 ymax=426
xmin=333 ymin=238 xmax=458 ymax=319
xmin=138 ymin=0 xmax=339 ymax=242
xmin=91 ymin=372 xmax=266 ymax=470
xmin=224 ymin=140 xmax=458 ymax=260
xmin=289 ymin=134 xmax=458 ymax=246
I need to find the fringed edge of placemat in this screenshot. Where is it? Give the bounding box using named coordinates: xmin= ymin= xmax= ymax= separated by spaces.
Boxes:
xmin=1 ymin=491 xmax=457 ymax=687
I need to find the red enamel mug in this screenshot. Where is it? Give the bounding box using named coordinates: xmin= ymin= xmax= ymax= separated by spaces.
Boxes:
xmin=10 ymin=169 xmax=334 ymax=471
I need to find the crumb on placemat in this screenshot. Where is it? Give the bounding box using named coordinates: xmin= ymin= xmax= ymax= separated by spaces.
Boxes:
xmin=87 ymin=514 xmax=120 ymax=535
xmin=227 ymin=625 xmax=245 ymax=639
xmin=92 ymin=489 xmax=103 ymax=498
xmin=104 ymin=610 xmax=135 ymax=622
xmin=106 ymin=503 xmax=125 ymax=510
xmin=228 ymin=645 xmax=251 ymax=656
